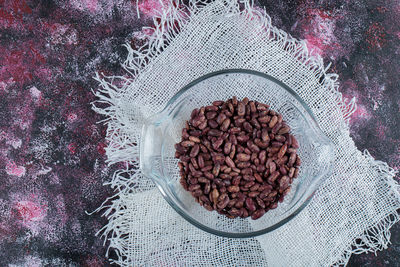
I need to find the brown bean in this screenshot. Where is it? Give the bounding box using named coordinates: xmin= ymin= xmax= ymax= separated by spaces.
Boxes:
xmin=222 ymin=167 xmax=232 ymax=174
xmin=250 ymin=118 xmax=261 ymax=129
xmin=192 ymin=189 xmax=203 ymax=197
xmin=188 ymin=177 xmax=198 ymax=185
xmin=227 ymin=102 xmax=234 ymax=113
xmin=278 ymin=125 xmax=290 ymax=134
xmin=204 ymin=183 xmax=211 ymax=194
xmin=271 ymin=141 xmax=283 ymax=147
xmin=254 ymin=139 xmax=269 ymax=149
xmin=211 ymin=189 xmax=219 ymax=203
xmin=229 ymin=127 xmax=241 ymax=134
xmin=204 ymin=203 xmax=214 ymax=211
xmin=227 ymin=199 xmax=236 ymax=208
xmin=240 ymin=208 xmax=249 ymax=218
xmin=192 ymin=171 xmax=203 ymax=177
xmin=244 ymin=181 xmax=256 ymax=188
xmin=241 ymin=168 xmax=253 ymax=176
xmin=283 ymin=186 xmax=291 ymax=196
xmin=251 ymin=209 xmax=265 ymax=220
xmin=212 ymin=138 xmax=224 ymax=150
xmin=212 ymin=100 xmax=224 ymax=106
xmin=279 ymin=175 xmax=290 ymax=189
xmin=253 ymin=173 xmax=263 ymax=183
xmin=269 ymin=116 xmax=278 ymax=128
xmin=237 ymin=162 xmax=250 ymax=169
xmin=229 ymin=145 xmax=236 ymax=159
xmin=274 ymin=135 xmax=286 ymax=142
xmin=248 ymin=191 xmax=260 ymax=198
xmin=295 ymin=156 xmax=301 ymax=166
xmin=255 ymin=197 xmax=265 ymax=209
xmin=270 ymin=202 xmax=278 ymax=210
xmin=261 ymin=129 xmax=270 ymax=143
xmin=225 ymin=156 xmax=236 ymax=168
xmin=250 ymin=184 xmax=260 ymax=191
xmin=191 ymin=157 xmax=199 ymax=169
xmin=269 ymin=161 xmax=276 ymax=173
xmin=191 ymin=108 xmax=199 ymax=119
xmin=198 ymin=155 xmax=205 ymax=168
xmin=205 ymin=105 xmax=218 ymax=112
xmin=181 ymin=140 xmax=195 ymax=147
xmin=190 ymin=144 xmax=200 ymax=157
xmin=294 ymin=167 xmax=300 ymax=178
xmin=267 ymin=171 xmax=280 ymax=183
xmin=288 ymin=167 xmax=295 ymax=178
xmin=216 ymin=113 xmax=227 ymax=124
xmin=237 ymin=153 xmax=250 ymax=161
xmin=280 ymin=166 xmax=288 ymax=175
xmin=198 ymin=121 xmax=207 ymax=129
xmin=208 ymin=129 xmax=221 ymax=137
xmin=237 ymin=102 xmax=245 ymax=116
xmin=204 ymin=172 xmax=214 ymax=180
xmin=201 ymin=166 xmax=212 ymax=172
xmin=271 ymin=122 xmax=282 ymax=134
xmin=208 ymin=120 xmax=218 ymax=128
xmin=277 ymin=144 xmax=287 ymax=158
xmin=258 ymin=116 xmax=270 ymax=123
xmin=236 ymin=135 xmax=250 ymax=142
xmin=229 ymin=208 xmax=241 ymax=217
xmin=232 ymin=96 xmax=238 ymax=106
xmin=220 ymin=118 xmax=231 ymax=131
xmin=220 ymin=174 xmax=231 ymax=180
xmin=217 ymin=198 xmax=230 ymax=210
xmin=206 ymin=111 xmax=217 ymax=120
xmin=198 ymin=177 xmax=209 ymax=183
xmin=229 ymin=134 xmax=237 ymax=145
xmin=288 ymin=152 xmax=296 ymax=166
xmin=189 ymin=184 xmax=201 ymax=191
xmin=243 ymin=122 xmax=253 ymax=132
xmin=213 ymin=154 xmax=225 ymax=164
xmin=245 ymin=198 xmax=256 ymax=212
xmin=291 ymin=135 xmax=299 ymax=148
xmin=228 ymin=185 xmax=240 ymax=193
xmin=249 ymin=101 xmax=257 ymax=113
xmin=188 ymin=136 xmax=200 ymax=143
xmin=223 ymin=142 xmax=231 ymax=155
xmin=258 ymin=151 xmax=266 ymax=165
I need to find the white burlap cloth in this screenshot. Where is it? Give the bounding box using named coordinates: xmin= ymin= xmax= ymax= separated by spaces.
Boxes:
xmin=93 ymin=0 xmax=400 ymax=266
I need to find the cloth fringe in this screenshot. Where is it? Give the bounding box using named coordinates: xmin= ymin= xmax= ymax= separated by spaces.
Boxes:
xmin=91 ymin=0 xmax=399 ymax=265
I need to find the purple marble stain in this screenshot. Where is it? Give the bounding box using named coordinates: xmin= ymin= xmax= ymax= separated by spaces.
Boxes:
xmin=0 ymin=0 xmax=399 ymax=266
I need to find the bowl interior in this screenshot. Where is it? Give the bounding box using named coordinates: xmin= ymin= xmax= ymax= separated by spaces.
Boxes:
xmin=149 ymin=70 xmax=333 ymax=237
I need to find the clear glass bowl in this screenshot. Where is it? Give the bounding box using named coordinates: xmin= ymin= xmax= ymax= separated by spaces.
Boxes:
xmin=140 ymin=69 xmax=334 ymax=238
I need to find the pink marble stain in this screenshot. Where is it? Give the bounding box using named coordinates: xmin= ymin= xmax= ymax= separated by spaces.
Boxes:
xmin=138 ymin=0 xmax=169 ymax=17
xmin=14 ymin=199 xmax=48 ymax=237
xmin=6 ymin=161 xmax=26 ymax=177
xmin=47 ymin=23 xmax=78 ymax=46
xmin=68 ymin=143 xmax=77 ymax=154
xmin=69 ymin=0 xmax=99 ymax=13
xmin=84 ymin=0 xmax=99 ymax=13
xmin=67 ymin=112 xmax=78 ymax=122
xmin=299 ymin=9 xmax=342 ymax=57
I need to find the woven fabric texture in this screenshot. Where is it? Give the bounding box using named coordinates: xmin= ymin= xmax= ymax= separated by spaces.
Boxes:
xmin=93 ymin=1 xmax=400 ymax=266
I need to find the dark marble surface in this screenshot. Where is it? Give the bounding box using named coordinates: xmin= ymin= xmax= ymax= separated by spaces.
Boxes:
xmin=0 ymin=0 xmax=398 ymax=265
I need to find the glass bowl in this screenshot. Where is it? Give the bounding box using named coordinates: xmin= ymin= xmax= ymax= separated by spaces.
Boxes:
xmin=140 ymin=69 xmax=334 ymax=238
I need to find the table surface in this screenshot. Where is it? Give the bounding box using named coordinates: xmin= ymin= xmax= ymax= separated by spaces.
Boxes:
xmin=0 ymin=0 xmax=399 ymax=266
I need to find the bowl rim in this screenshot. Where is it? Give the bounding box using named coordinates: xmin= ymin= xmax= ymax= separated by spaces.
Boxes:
xmin=150 ymin=68 xmax=334 ymax=238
